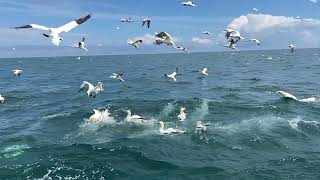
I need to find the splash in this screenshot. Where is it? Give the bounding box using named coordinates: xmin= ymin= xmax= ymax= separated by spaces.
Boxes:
xmin=80 ymin=109 xmax=116 ymax=131
xmin=43 ymin=112 xmax=71 ymax=120
xmin=0 ymin=144 xmax=30 ymax=159
xmin=189 ymin=99 xmax=209 ymax=121
xmin=288 ymin=117 xmax=320 ymax=133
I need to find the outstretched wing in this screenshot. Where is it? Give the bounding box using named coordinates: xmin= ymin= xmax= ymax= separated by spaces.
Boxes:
xmin=14 ymin=24 xmax=50 ymax=31
xmin=56 ymin=14 xmax=91 ymax=33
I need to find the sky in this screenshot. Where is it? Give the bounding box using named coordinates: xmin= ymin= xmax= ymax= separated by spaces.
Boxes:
xmin=1 ymin=0 xmax=320 ymax=57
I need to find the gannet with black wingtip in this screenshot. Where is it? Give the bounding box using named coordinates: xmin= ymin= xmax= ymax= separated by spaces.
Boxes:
xmin=181 ymin=1 xmax=196 ymax=7
xmin=142 ymin=19 xmax=151 ymax=28
xmin=128 ymin=39 xmax=143 ymax=48
xmin=0 ymin=95 xmax=4 ymax=103
xmin=159 ymin=121 xmax=186 ymax=135
xmin=229 ymin=30 xmax=244 ymax=43
xmin=177 ymin=107 xmax=187 ymax=122
xmin=154 ymin=32 xmax=176 ymax=48
xmin=202 ymin=31 xmax=212 ymax=36
xmin=110 ymin=73 xmax=124 ymax=82
xmin=125 ymin=110 xmax=145 ymax=124
xmin=196 ymin=121 xmax=209 ymax=131
xmin=164 ymin=68 xmax=178 ymax=81
xmin=289 ymin=43 xmax=295 ymax=53
xmin=121 ymin=17 xmax=133 ymax=23
xmin=12 ymin=69 xmax=22 ymax=77
xmin=176 ymin=46 xmax=189 ymax=53
xmin=201 ymin=67 xmax=208 ymax=76
xmin=73 ymin=37 xmax=88 ymax=51
xmin=249 ymin=39 xmax=260 ymax=45
xmin=14 ymin=14 xmax=91 ymax=46
xmin=79 ymin=81 xmax=104 ymax=98
xmin=224 ymin=29 xmax=236 ymax=39
xmin=224 ymin=38 xmax=239 ymax=51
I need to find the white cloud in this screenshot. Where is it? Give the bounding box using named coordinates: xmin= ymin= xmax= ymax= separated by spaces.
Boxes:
xmin=191 ymin=37 xmax=212 ymax=45
xmin=308 ymin=0 xmax=317 ymax=3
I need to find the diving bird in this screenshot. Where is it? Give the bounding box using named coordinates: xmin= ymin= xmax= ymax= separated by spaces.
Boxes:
xmin=224 ymin=38 xmax=239 ymax=51
xmin=12 ymin=69 xmax=22 ymax=77
xmin=0 ymin=95 xmax=4 ymax=103
xmin=224 ymin=29 xmax=236 ymax=39
xmin=248 ymin=39 xmax=260 ymax=45
xmin=177 ymin=107 xmax=187 ymax=122
xmin=200 ymin=67 xmax=208 ymax=76
xmin=128 ymin=39 xmax=143 ymax=48
xmin=142 ymin=19 xmax=151 ymax=28
xmin=121 ymin=17 xmax=133 ymax=23
xmin=289 ymin=43 xmax=295 ymax=53
xmin=110 ymin=73 xmax=124 ymax=82
xmin=165 ymin=68 xmax=178 ymax=81
xmin=125 ymin=110 xmax=145 ymax=124
xmin=154 ymin=32 xmax=176 ymax=48
xmin=14 ymin=14 xmax=91 ymax=46
xmin=73 ymin=37 xmax=88 ymax=51
xmin=196 ymin=121 xmax=209 ymax=131
xmin=79 ymin=81 xmax=104 ymax=98
xmin=181 ymin=1 xmax=196 ymax=7
xmin=158 ymin=121 xmax=186 ymax=135
xmin=176 ymin=46 xmax=189 ymax=53
xmin=202 ymin=31 xmax=212 ymax=36
xmin=89 ymin=109 xmax=104 ymax=123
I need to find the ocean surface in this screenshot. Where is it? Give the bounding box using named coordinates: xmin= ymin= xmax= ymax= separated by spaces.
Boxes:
xmin=1 ymin=49 xmax=320 ymax=179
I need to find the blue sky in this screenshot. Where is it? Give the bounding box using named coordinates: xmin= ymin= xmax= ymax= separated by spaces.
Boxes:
xmin=0 ymin=0 xmax=320 ymax=57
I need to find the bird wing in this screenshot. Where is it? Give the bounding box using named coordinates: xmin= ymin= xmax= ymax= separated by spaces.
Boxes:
xmin=81 ymin=37 xmax=85 ymax=42
xmin=155 ymin=32 xmax=169 ymax=39
xmin=147 ymin=20 xmax=150 ymax=28
xmin=135 ymin=40 xmax=143 ymax=44
xmin=56 ymin=14 xmax=91 ymax=33
xmin=142 ymin=20 xmax=146 ymax=27
xmin=15 ymin=24 xmax=50 ymax=31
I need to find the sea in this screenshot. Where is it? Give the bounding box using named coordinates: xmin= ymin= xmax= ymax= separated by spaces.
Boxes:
xmin=1 ymin=49 xmax=320 ymax=179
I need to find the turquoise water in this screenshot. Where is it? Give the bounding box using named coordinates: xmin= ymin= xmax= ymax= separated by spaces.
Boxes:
xmin=1 ymin=49 xmax=320 ymax=179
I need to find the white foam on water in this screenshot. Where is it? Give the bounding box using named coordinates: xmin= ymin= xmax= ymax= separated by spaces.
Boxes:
xmin=189 ymin=99 xmax=209 ymax=121
xmin=288 ymin=117 xmax=320 ymax=132
xmin=299 ymin=97 xmax=317 ymax=103
xmin=159 ymin=102 xmax=175 ymax=117
xmin=0 ymin=144 xmax=30 ymax=159
xmin=80 ymin=109 xmax=116 ymax=132
xmin=43 ymin=112 xmax=71 ymax=120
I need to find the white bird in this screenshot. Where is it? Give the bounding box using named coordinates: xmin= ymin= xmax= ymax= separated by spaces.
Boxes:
xmin=142 ymin=19 xmax=151 ymax=28
xmin=158 ymin=121 xmax=186 ymax=135
xmin=89 ymin=109 xmax=104 ymax=123
xmin=76 ymin=57 xmax=81 ymax=60
xmin=121 ymin=17 xmax=133 ymax=23
xmin=289 ymin=43 xmax=295 ymax=53
xmin=154 ymin=32 xmax=176 ymax=48
xmin=176 ymin=46 xmax=189 ymax=53
xmin=224 ymin=29 xmax=236 ymax=39
xmin=177 ymin=107 xmax=187 ymax=121
xmin=229 ymin=30 xmax=244 ymax=43
xmin=196 ymin=121 xmax=209 ymax=131
xmin=248 ymin=39 xmax=260 ymax=45
xmin=110 ymin=73 xmax=124 ymax=82
xmin=12 ymin=69 xmax=22 ymax=77
xmin=165 ymin=68 xmax=178 ymax=81
xmin=14 ymin=14 xmax=91 ymax=46
xmin=253 ymin=8 xmax=259 ymax=12
xmin=202 ymin=31 xmax=212 ymax=36
xmin=79 ymin=81 xmax=104 ymax=98
xmin=181 ymin=1 xmax=196 ymax=7
xmin=276 ymin=91 xmax=298 ymax=100
xmin=73 ymin=37 xmax=88 ymax=51
xmin=201 ymin=67 xmax=208 ymax=76
xmin=224 ymin=38 xmax=239 ymax=51
xmin=125 ymin=110 xmax=145 ymax=124
xmin=128 ymin=39 xmax=143 ymax=48
xmin=0 ymin=95 xmax=4 ymax=103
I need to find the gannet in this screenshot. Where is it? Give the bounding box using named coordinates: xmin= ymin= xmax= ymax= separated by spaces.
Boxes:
xmin=110 ymin=73 xmax=124 ymax=82
xmin=128 ymin=39 xmax=143 ymax=48
xmin=224 ymin=38 xmax=239 ymax=51
xmin=201 ymin=67 xmax=208 ymax=76
xmin=289 ymin=43 xmax=295 ymax=53
xmin=0 ymin=95 xmax=4 ymax=103
xmin=196 ymin=121 xmax=209 ymax=131
xmin=12 ymin=69 xmax=22 ymax=77
xmin=121 ymin=17 xmax=133 ymax=23
xmin=158 ymin=121 xmax=186 ymax=135
xmin=224 ymin=29 xmax=236 ymax=39
xmin=154 ymin=32 xmax=176 ymax=48
xmin=229 ymin=30 xmax=244 ymax=43
xmin=73 ymin=37 xmax=88 ymax=51
xmin=176 ymin=46 xmax=189 ymax=53
xmin=77 ymin=57 xmax=81 ymax=60
xmin=14 ymin=14 xmax=91 ymax=46
xmin=202 ymin=31 xmax=212 ymax=36
xmin=277 ymin=91 xmax=316 ymax=102
xmin=165 ymin=68 xmax=178 ymax=81
xmin=249 ymin=39 xmax=260 ymax=45
xmin=89 ymin=109 xmax=104 ymax=123
xmin=125 ymin=110 xmax=145 ymax=124
xmin=177 ymin=107 xmax=187 ymax=122
xmin=142 ymin=19 xmax=151 ymax=28
xmin=181 ymin=1 xmax=196 ymax=7
xmin=79 ymin=81 xmax=104 ymax=98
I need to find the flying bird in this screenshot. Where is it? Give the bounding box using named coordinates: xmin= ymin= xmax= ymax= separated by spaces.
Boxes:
xmin=110 ymin=73 xmax=124 ymax=82
xmin=224 ymin=39 xmax=239 ymax=51
xmin=202 ymin=31 xmax=212 ymax=36
xmin=248 ymin=39 xmax=261 ymax=45
xmin=14 ymin=14 xmax=91 ymax=46
xmin=289 ymin=43 xmax=295 ymax=53
xmin=229 ymin=30 xmax=244 ymax=43
xmin=78 ymin=81 xmax=104 ymax=98
xmin=121 ymin=17 xmax=133 ymax=23
xmin=176 ymin=46 xmax=189 ymax=53
xmin=125 ymin=110 xmax=145 ymax=124
xmin=201 ymin=67 xmax=208 ymax=76
xmin=181 ymin=1 xmax=196 ymax=7
xmin=73 ymin=37 xmax=88 ymax=51
xmin=128 ymin=39 xmax=143 ymax=48
xmin=142 ymin=19 xmax=151 ymax=28
xmin=224 ymin=29 xmax=236 ymax=39
xmin=154 ymin=32 xmax=176 ymax=48
xmin=165 ymin=68 xmax=178 ymax=81
xmin=12 ymin=69 xmax=23 ymax=77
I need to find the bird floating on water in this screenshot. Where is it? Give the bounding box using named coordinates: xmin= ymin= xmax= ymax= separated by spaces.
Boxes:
xmin=79 ymin=81 xmax=104 ymax=98
xmin=177 ymin=107 xmax=187 ymax=121
xmin=158 ymin=121 xmax=186 ymax=135
xmin=289 ymin=43 xmax=295 ymax=53
xmin=12 ymin=69 xmax=22 ymax=77
xmin=14 ymin=14 xmax=91 ymax=46
xmin=73 ymin=37 xmax=88 ymax=51
xmin=165 ymin=68 xmax=178 ymax=81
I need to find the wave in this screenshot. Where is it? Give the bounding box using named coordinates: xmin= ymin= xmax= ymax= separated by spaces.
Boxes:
xmin=42 ymin=112 xmax=71 ymax=120
xmin=288 ymin=117 xmax=320 ymax=135
xmin=0 ymin=144 xmax=30 ymax=159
